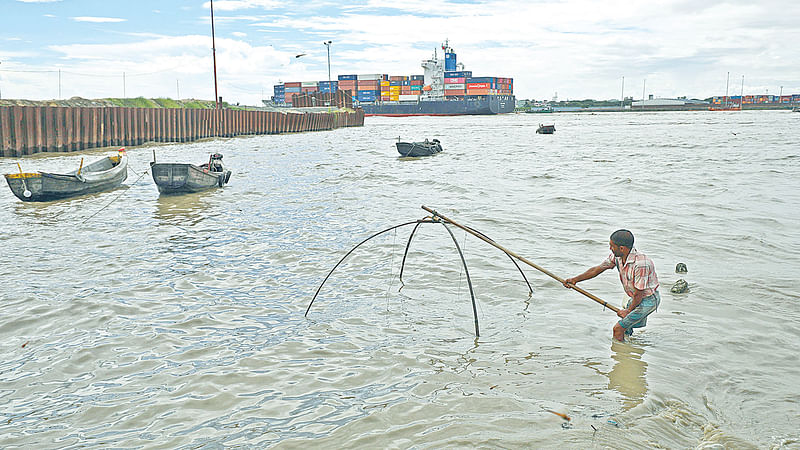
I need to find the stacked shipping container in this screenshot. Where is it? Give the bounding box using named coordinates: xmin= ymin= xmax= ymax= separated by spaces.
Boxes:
xmin=711 ymin=93 xmax=800 ymax=105
xmin=273 ymin=71 xmax=513 ymax=105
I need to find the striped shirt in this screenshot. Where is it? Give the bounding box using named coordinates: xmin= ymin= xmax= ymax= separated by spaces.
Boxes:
xmin=600 ymin=247 xmax=659 ymax=298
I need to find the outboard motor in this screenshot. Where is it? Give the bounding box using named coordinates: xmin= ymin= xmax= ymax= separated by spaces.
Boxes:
xmin=210 ymin=153 xmax=224 ymax=172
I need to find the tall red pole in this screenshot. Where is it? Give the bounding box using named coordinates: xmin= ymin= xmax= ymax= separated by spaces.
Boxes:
xmin=210 ymin=0 xmax=220 ymax=109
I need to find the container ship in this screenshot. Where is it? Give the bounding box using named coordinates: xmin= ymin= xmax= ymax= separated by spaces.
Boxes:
xmin=272 ymin=41 xmax=515 ymax=116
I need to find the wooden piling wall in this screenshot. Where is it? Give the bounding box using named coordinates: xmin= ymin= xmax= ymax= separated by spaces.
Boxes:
xmin=0 ymin=106 xmax=365 ymax=157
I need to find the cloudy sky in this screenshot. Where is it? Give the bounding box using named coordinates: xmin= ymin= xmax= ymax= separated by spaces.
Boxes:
xmin=1 ymin=0 xmax=799 ymax=105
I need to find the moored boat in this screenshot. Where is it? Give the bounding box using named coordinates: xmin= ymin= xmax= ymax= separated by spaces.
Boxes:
xmin=150 ymin=153 xmax=231 ymax=194
xmin=396 ymin=138 xmax=443 ymax=157
xmin=4 ymin=149 xmax=128 ymax=202
xmin=536 ymin=124 xmax=556 ymax=134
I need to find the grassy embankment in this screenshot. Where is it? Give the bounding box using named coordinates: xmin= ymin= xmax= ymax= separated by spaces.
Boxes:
xmin=0 ymin=97 xmax=234 ymax=109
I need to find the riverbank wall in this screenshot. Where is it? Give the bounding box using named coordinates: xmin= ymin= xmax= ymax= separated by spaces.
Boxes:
xmin=0 ymin=106 xmax=365 ymax=157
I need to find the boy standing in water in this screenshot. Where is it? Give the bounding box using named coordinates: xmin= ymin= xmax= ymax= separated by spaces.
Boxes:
xmin=563 ymin=230 xmax=660 ymax=341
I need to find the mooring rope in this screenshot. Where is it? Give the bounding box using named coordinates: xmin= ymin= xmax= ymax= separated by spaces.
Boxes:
xmin=82 ymin=167 xmax=150 ymax=224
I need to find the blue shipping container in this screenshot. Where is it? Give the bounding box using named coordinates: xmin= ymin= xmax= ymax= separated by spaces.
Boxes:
xmin=445 ymin=53 xmax=456 ymax=72
xmin=402 ymin=80 xmax=410 ymax=86
xmin=466 ymin=77 xmax=494 ymax=83
xmin=445 ymin=71 xmax=473 ymax=78
xmin=338 ymin=74 xmax=357 ymax=81
xmin=285 ymin=87 xmax=301 ymax=93
xmin=389 ymin=80 xmax=401 ymax=86
xmin=411 ymin=75 xmax=424 ymax=81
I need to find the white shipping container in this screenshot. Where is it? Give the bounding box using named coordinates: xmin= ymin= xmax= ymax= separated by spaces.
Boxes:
xmin=398 ymin=94 xmax=420 ymax=101
xmin=301 ymin=81 xmax=319 ymax=87
xmin=357 ymin=73 xmax=383 ymax=80
xmin=444 ymin=83 xmax=465 ymax=90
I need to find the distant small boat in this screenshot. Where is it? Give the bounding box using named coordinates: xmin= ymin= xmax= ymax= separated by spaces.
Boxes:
xmin=4 ymin=149 xmax=128 ymax=202
xmin=536 ymin=124 xmax=555 ymax=134
xmin=396 ymin=138 xmax=443 ymax=157
xmin=150 ymin=152 xmax=231 ymax=195
xmin=793 ymin=107 xmax=799 ymax=112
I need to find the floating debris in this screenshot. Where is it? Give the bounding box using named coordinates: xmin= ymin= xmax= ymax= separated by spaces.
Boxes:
xmin=607 ymin=418 xmax=620 ymax=427
xmin=671 ymin=279 xmax=689 ymax=293
xmin=21 ymin=341 xmax=29 ymax=348
xmin=675 ymin=262 xmax=688 ymax=273
xmin=546 ymin=410 xmax=571 ymax=421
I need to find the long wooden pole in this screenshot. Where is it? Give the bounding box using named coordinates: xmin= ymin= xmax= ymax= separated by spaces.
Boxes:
xmin=210 ymin=0 xmax=220 ymax=109
xmin=421 ymin=206 xmax=620 ymax=314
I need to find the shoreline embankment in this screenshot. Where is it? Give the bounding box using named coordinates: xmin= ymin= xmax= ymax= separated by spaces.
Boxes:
xmin=0 ymin=97 xmax=364 ymax=157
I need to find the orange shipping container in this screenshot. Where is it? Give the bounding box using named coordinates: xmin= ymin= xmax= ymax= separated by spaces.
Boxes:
xmin=466 ymin=89 xmax=491 ymax=95
xmin=467 ymin=82 xmax=491 ymax=89
xmin=444 ymin=89 xmax=465 ymax=96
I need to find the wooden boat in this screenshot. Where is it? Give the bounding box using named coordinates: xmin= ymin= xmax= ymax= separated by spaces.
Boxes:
xmin=536 ymin=124 xmax=556 ymax=134
xmin=150 ymin=152 xmax=231 ymax=194
xmin=4 ymin=149 xmax=128 ymax=202
xmin=396 ymin=138 xmax=443 ymax=157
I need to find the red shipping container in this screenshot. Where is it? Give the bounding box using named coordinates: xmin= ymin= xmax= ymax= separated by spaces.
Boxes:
xmin=410 ymin=80 xmax=423 ymax=86
xmin=284 ymin=82 xmax=302 ymax=88
xmin=444 ymin=89 xmax=465 ymax=96
xmin=467 ymin=82 xmax=491 ymax=89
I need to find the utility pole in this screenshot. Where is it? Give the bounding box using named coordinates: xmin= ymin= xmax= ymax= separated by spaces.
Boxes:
xmin=123 ymin=72 xmax=126 ymax=98
xmin=324 ymin=40 xmax=332 ymax=107
xmin=620 ymin=76 xmax=625 ymax=110
xmin=210 ymin=0 xmax=220 ymax=108
xmin=724 ymin=71 xmax=729 ymax=108
xmin=642 ymin=78 xmax=646 ymax=109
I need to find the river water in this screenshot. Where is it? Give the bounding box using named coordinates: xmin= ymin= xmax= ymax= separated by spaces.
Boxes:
xmin=1 ymin=111 xmax=798 ymax=448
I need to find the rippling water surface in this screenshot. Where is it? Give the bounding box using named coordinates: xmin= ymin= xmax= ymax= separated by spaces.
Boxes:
xmin=1 ymin=111 xmax=799 ymax=448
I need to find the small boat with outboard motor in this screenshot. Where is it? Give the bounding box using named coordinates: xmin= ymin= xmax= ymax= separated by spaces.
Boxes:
xmin=536 ymin=124 xmax=556 ymax=134
xmin=150 ymin=152 xmax=231 ymax=194
xmin=396 ymin=138 xmax=443 ymax=157
xmin=4 ymin=149 xmax=128 ymax=202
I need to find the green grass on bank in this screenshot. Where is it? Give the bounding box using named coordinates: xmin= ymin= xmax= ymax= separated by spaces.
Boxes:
xmin=102 ymin=97 xmax=225 ymax=109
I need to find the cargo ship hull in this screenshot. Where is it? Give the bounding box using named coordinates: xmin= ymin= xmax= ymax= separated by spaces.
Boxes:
xmin=362 ymin=95 xmax=515 ymax=117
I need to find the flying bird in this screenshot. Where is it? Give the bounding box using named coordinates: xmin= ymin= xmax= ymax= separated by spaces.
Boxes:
xmin=295 ymin=53 xmax=307 ymax=58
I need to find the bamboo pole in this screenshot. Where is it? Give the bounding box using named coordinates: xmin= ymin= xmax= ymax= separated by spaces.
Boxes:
xmin=420 ymin=206 xmax=620 ymax=314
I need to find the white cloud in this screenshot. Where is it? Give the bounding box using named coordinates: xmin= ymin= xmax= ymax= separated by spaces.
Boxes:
xmin=17 ymin=0 xmax=62 ymax=3
xmin=72 ymin=16 xmax=127 ymax=23
xmin=232 ymin=32 xmax=247 ymax=37
xmin=202 ymin=0 xmax=281 ymax=11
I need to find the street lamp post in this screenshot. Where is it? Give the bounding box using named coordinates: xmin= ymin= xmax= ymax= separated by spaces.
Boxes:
xmin=324 ymin=40 xmax=332 ymax=106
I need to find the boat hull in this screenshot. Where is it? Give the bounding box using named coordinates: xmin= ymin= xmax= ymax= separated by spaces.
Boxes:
xmin=4 ymin=153 xmax=128 ymax=202
xmin=363 ymin=95 xmax=515 ymax=117
xmin=536 ymin=125 xmax=556 ymax=134
xmin=151 ymin=163 xmax=230 ymax=194
xmin=396 ymin=141 xmax=443 ymax=157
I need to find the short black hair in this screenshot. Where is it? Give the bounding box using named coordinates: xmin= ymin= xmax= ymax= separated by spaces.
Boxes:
xmin=610 ymin=229 xmax=634 ymax=248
